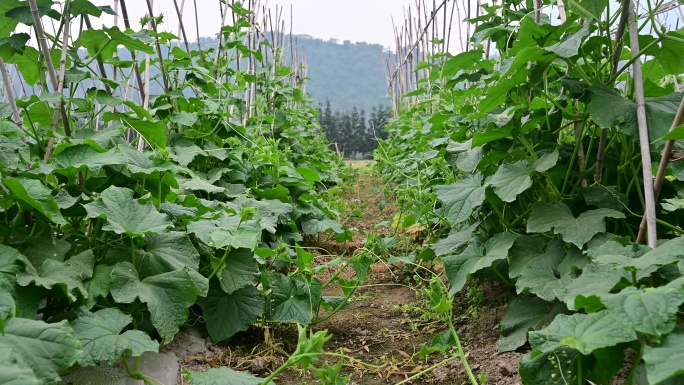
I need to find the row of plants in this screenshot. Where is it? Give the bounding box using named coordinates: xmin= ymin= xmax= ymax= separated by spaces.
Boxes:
xmin=375 ymin=0 xmax=684 ymax=384
xmin=0 ymin=1 xmax=370 ymax=384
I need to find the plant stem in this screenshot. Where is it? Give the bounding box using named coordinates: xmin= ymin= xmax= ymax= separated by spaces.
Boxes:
xmin=394 ymin=353 xmax=462 ymax=385
xmin=625 ymin=342 xmax=645 ymax=385
xmin=208 ymin=247 xmax=230 ymax=280
xmin=447 ymin=315 xmax=479 ymax=385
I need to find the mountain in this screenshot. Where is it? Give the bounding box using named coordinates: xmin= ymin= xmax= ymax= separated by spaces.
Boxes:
xmin=292 ymin=36 xmax=390 ymax=112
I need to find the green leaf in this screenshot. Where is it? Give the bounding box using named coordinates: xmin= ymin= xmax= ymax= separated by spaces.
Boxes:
xmin=509 ymin=237 xmax=565 ymax=279
xmin=301 ymin=216 xmax=344 ymax=234
xmin=0 ymin=345 xmax=41 ymax=385
xmin=430 ymin=222 xmax=479 ymax=256
xmin=596 ymin=237 xmax=684 ymax=271
xmin=71 ymin=307 xmax=159 ymax=366
xmin=442 ymin=232 xmax=517 ymax=295
xmin=487 ymin=160 xmax=533 ymax=202
xmin=602 ymin=286 xmax=684 ymax=338
xmin=0 ymin=318 xmax=82 ymax=385
xmin=545 ymin=22 xmax=593 ymax=58
xmin=292 ymin=324 xmax=332 ymax=369
xmin=17 ymin=251 xmax=94 ymax=302
xmin=136 ymin=232 xmax=201 ymax=279
xmin=105 ymin=112 xmax=167 ymax=150
xmin=76 ymin=27 xmax=154 ymax=61
xmin=643 ymin=332 xmax=684 ymax=384
xmin=3 ymin=178 xmax=66 ymax=225
xmin=170 ymin=111 xmax=198 ymax=126
xmin=54 ymin=145 xmax=124 ymax=178
xmin=434 ymin=174 xmax=487 ymax=226
xmin=84 ymin=186 xmax=172 ymax=237
xmin=267 ymin=274 xmax=322 ymax=324
xmin=188 ymin=214 xmax=261 ymax=250
xmin=526 ymin=203 xmax=625 ymax=248
xmin=534 ymin=151 xmax=559 ymax=172
xmin=516 ymin=247 xmax=590 ymax=303
xmin=529 ymin=311 xmax=636 ymax=356
xmin=568 ymin=0 xmax=607 ymax=19
xmin=499 ymin=296 xmax=567 ymax=352
xmin=212 ymin=248 xmax=259 ymax=295
xmin=83 ymin=264 xmax=114 ymax=310
xmin=70 ymin=0 xmax=116 ymax=17
xmin=184 ymin=366 xmax=274 ymax=385
xmin=197 ymin=282 xmax=264 ymax=343
xmin=110 ymin=262 xmax=200 ymax=343
xmin=296 ymin=167 xmax=322 ymax=183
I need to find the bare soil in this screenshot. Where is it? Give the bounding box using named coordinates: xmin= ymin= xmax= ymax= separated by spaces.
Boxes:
xmin=177 ymin=165 xmax=523 ymax=384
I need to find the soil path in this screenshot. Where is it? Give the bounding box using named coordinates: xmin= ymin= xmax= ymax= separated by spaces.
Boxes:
xmin=176 ymin=164 xmax=523 ymax=384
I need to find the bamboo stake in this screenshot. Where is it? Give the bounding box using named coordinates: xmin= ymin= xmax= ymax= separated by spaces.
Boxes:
xmin=0 ymin=58 xmax=25 ymax=137
xmin=192 ymin=0 xmax=205 ymax=67
xmin=172 ymin=0 xmax=192 ymax=56
xmin=83 ymin=16 xmax=115 ymax=97
xmin=28 ymin=0 xmax=71 ymax=137
xmin=145 ymin=0 xmax=170 ymax=92
xmin=119 ymin=0 xmax=146 ymax=103
xmin=44 ymin=2 xmax=71 ymax=162
xmin=627 ymin=0 xmax=657 ymax=247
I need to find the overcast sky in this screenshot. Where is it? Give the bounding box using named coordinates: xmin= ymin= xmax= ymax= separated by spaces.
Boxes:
xmin=90 ymin=0 xmax=416 ymax=49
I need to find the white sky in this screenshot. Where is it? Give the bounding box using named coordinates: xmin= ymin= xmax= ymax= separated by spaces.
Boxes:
xmin=89 ymin=0 xmax=416 ymax=49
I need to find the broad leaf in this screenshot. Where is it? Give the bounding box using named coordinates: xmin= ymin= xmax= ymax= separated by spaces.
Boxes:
xmin=0 ymin=345 xmax=41 ymax=385
xmin=487 ymin=160 xmax=533 ymax=202
xmin=18 ymin=251 xmax=94 ymax=302
xmin=526 ymin=203 xmax=624 ymax=248
xmin=0 ymin=318 xmax=82 ymax=385
xmin=442 ymin=232 xmax=517 ymax=295
xmin=499 ymin=295 xmax=567 ymax=352
xmin=3 ymin=178 xmax=66 ymax=225
xmin=643 ymin=332 xmax=684 ymax=384
xmin=212 ymin=248 xmax=259 ymax=295
xmin=84 ymin=186 xmax=172 ymax=237
xmin=136 ymin=232 xmax=201 ymax=279
xmin=430 ymin=222 xmax=479 ymax=256
xmin=267 ymin=274 xmax=322 ymax=325
xmin=197 ymin=282 xmax=264 ymax=343
xmin=529 ymin=311 xmax=636 ymax=356
xmin=602 ymin=286 xmax=684 ymax=338
xmin=71 ymin=307 xmax=159 ymax=366
xmin=434 ymin=174 xmax=487 ymax=226
xmin=184 ymin=366 xmax=274 ymax=385
xmin=110 ymin=262 xmax=200 ymax=343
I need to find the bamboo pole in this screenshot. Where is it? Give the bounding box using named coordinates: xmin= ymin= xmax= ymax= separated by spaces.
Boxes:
xmin=172 ymin=0 xmax=192 ymax=56
xmin=627 ymin=0 xmax=657 ymax=247
xmin=144 ymin=0 xmax=170 ymax=92
xmin=0 ymin=58 xmax=25 ymax=137
xmin=119 ymin=0 xmax=146 ymax=103
xmin=28 ymin=0 xmax=71 ymax=137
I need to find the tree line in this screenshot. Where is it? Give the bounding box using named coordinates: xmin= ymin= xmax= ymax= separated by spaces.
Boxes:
xmin=318 ymin=100 xmax=391 ymax=158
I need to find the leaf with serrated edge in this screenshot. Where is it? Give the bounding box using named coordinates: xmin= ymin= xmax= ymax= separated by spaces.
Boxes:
xmin=602 ymin=286 xmax=684 ymax=338
xmin=443 ymin=232 xmax=517 ymax=295
xmin=529 ymin=311 xmax=636 ymax=356
xmin=434 ymin=174 xmax=487 ymax=226
xmin=526 ymin=203 xmax=624 ymax=248
xmin=0 ymin=318 xmax=82 ymax=385
xmin=487 ymin=160 xmax=533 ymax=202
xmin=643 ymin=332 xmax=684 ymax=384
xmin=197 ymin=283 xmax=264 ymax=343
xmin=3 ymin=178 xmax=66 ymax=225
xmin=183 ymin=366 xmax=274 ymax=385
xmin=110 ymin=262 xmax=199 ymax=343
xmin=499 ymin=295 xmax=567 ymax=352
xmin=71 ymin=307 xmax=158 ymax=366
xmin=84 ymin=186 xmax=171 ymax=237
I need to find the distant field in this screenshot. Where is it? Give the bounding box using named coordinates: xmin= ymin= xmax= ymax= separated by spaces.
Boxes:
xmin=344 ymin=160 xmax=372 ymax=168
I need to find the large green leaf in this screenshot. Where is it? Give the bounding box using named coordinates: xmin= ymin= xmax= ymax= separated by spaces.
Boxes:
xmin=197 ymin=282 xmax=264 ymax=343
xmin=211 ymin=248 xmax=259 ymax=295
xmin=267 ymin=274 xmax=322 ymax=325
xmin=53 ymin=145 xmax=124 ymax=178
xmin=442 ymin=232 xmax=517 ymax=295
xmin=603 ymin=286 xmax=684 ymax=338
xmin=430 ymin=222 xmax=479 ymax=256
xmin=545 ymin=22 xmax=593 ymax=58
xmin=76 ymin=27 xmax=154 ymax=62
xmin=104 ymin=112 xmax=167 ymax=150
xmin=109 ymin=262 xmax=200 ymax=343
xmin=0 ymin=345 xmax=41 ymax=385
xmin=84 ymin=186 xmax=172 ymax=237
xmin=83 ymin=264 xmax=114 ymax=310
xmin=594 ymin=237 xmax=684 ymax=271
xmin=17 ymin=251 xmax=94 ymax=302
xmin=0 ymin=318 xmax=82 ymax=385
xmin=643 ymin=332 xmax=684 ymax=384
xmin=71 ymin=307 xmax=159 ymax=366
xmin=509 ymin=237 xmax=565 ymax=278
xmin=499 ymin=295 xmax=567 ymax=352
xmin=556 ymin=263 xmax=630 ymax=311
xmin=529 ymin=311 xmax=636 ymax=356
xmin=434 ymin=174 xmax=487 ymax=226
xmin=136 ymin=232 xmax=201 ymax=279
xmin=487 ymin=160 xmax=533 ymax=202
xmin=526 ymin=203 xmax=624 ymax=248
xmin=187 ymin=214 xmax=261 ymax=250
xmin=184 ymin=366 xmax=274 ymax=385
xmin=3 ymin=178 xmax=66 ymax=225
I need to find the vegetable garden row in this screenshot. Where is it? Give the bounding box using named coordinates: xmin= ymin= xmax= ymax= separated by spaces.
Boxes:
xmin=1 ymin=0 xmax=684 ymax=384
